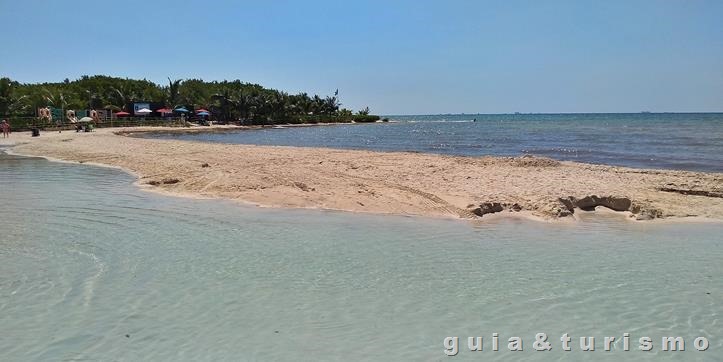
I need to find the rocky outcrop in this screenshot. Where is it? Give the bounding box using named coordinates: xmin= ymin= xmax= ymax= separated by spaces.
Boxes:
xmin=471 ymin=202 xmax=503 ymax=216
xmin=553 ymin=195 xmax=669 ymax=220
xmin=468 ymin=195 xmax=672 ymax=220
xmin=569 ymin=195 xmax=632 ymax=211
xmin=556 ymin=195 xmax=632 ymax=215
xmin=147 ymin=178 xmax=181 ymax=185
xmin=470 ymin=196 xmax=636 ymax=218
xmin=470 ymin=202 xmax=522 ymax=217
xmin=630 ymin=204 xmax=664 ymax=220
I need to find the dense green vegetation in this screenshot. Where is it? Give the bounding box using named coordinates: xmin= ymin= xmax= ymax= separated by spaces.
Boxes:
xmin=0 ymin=75 xmax=379 ymax=125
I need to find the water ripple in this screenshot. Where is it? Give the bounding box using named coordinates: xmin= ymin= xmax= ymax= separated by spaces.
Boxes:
xmin=1 ymin=153 xmax=722 ymax=360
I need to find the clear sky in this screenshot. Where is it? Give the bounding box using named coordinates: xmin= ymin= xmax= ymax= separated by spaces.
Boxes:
xmin=1 ymin=0 xmax=722 ymax=114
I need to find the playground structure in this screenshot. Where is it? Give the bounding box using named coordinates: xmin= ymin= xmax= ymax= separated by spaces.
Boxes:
xmin=38 ymin=107 xmax=53 ymax=122
xmin=7 ymin=103 xmax=211 ymax=132
xmin=90 ymin=109 xmax=101 ymax=122
xmin=66 ymin=109 xmax=78 ymax=123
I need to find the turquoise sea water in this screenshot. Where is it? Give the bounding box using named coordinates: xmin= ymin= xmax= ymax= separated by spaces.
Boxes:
xmin=1 ymin=153 xmax=722 ymax=361
xmin=146 ymin=113 xmax=723 ymax=173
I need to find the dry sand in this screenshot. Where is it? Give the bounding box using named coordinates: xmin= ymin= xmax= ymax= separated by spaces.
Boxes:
xmin=4 ymin=126 xmax=723 ymax=221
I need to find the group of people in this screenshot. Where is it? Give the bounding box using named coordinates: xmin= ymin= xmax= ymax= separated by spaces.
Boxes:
xmin=1 ymin=119 xmax=10 ymax=138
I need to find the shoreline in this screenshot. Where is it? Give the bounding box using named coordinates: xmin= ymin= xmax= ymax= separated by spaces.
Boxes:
xmin=3 ymin=126 xmax=723 ymax=223
xmin=116 ymin=122 xmax=359 ymax=137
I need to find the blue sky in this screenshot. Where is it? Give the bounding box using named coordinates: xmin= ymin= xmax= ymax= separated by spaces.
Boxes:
xmin=1 ymin=0 xmax=721 ymax=114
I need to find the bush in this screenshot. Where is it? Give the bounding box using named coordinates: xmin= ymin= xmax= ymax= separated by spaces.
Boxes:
xmin=352 ymin=115 xmax=380 ymax=123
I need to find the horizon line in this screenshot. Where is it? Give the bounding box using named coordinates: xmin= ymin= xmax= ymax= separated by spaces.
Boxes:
xmin=382 ymin=111 xmax=723 ymax=116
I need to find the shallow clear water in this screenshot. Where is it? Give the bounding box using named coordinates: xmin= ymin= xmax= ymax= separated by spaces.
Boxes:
xmin=1 ymin=153 xmax=722 ymax=361
xmin=146 ymin=113 xmax=723 ymax=173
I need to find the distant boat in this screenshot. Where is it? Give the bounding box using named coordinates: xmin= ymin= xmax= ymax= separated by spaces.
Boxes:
xmin=640 ymin=111 xmax=651 ymax=114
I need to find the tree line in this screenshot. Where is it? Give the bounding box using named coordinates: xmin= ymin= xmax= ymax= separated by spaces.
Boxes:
xmin=0 ymin=75 xmax=380 ymax=124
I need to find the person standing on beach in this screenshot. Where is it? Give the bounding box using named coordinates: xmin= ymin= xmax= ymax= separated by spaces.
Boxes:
xmin=1 ymin=120 xmax=10 ymax=138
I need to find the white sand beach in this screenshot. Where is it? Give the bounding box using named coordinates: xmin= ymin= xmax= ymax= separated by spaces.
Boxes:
xmin=4 ymin=126 xmax=723 ymax=221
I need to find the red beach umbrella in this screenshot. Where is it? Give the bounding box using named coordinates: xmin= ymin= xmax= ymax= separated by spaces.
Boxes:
xmin=156 ymin=108 xmax=173 ymax=114
xmin=115 ymin=111 xmax=130 ymax=117
xmin=195 ymin=109 xmax=209 ymax=113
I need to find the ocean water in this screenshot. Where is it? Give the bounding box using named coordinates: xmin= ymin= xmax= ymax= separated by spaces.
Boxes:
xmin=146 ymin=113 xmax=723 ymax=173
xmin=1 ymin=153 xmax=722 ymax=361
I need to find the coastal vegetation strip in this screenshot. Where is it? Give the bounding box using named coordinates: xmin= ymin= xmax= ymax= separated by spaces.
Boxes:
xmin=0 ymin=75 xmax=380 ymax=130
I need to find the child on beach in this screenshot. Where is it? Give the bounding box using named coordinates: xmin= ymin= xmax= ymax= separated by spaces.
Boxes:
xmin=1 ymin=120 xmax=10 ymax=138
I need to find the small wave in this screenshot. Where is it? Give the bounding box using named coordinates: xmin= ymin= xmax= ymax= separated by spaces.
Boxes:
xmin=404 ymin=119 xmax=476 ymax=123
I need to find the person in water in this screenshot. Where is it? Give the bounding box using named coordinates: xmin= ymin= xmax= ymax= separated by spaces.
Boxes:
xmin=1 ymin=120 xmax=10 ymax=138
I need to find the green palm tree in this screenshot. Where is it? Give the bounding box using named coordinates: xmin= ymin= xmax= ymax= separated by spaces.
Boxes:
xmin=109 ymin=85 xmax=137 ymax=111
xmin=211 ymin=89 xmax=238 ymax=123
xmin=0 ymin=78 xmax=29 ymax=115
xmin=166 ymin=78 xmax=182 ymax=108
xmin=43 ymin=88 xmax=69 ymax=110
